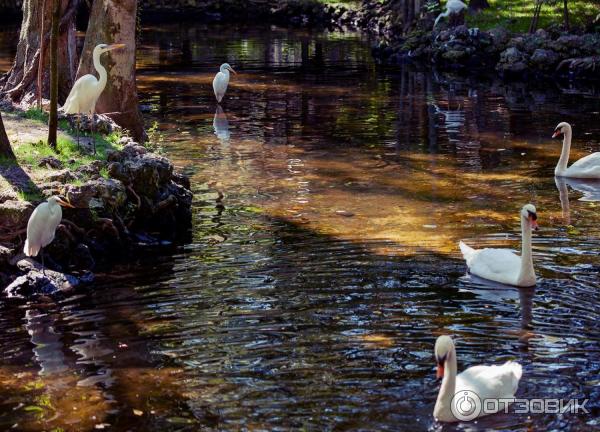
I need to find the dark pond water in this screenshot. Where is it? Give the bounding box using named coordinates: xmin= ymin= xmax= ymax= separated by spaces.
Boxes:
xmin=1 ymin=23 xmax=600 ymax=431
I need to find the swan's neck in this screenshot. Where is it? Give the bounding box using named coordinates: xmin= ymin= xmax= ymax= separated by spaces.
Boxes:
xmin=93 ymin=49 xmax=108 ymax=93
xmin=434 ymin=349 xmax=457 ymax=421
xmin=555 ymin=129 xmax=572 ymax=176
xmin=518 ymin=217 xmax=535 ymax=284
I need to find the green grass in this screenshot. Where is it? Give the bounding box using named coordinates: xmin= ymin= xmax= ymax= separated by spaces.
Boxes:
xmin=465 ymin=0 xmax=599 ymax=33
xmin=14 ymin=132 xmax=122 ymax=172
xmin=22 ymin=107 xmax=48 ymax=122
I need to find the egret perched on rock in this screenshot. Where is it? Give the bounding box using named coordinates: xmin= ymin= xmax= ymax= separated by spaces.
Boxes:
xmin=434 ymin=0 xmax=468 ymax=28
xmin=62 ymin=43 xmax=125 ymax=154
xmin=24 ymin=196 xmax=74 ymax=273
xmin=212 ymin=63 xmax=237 ymax=103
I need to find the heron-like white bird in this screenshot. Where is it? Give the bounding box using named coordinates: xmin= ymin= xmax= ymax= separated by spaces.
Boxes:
xmin=212 ymin=63 xmax=237 ymax=103
xmin=62 ymin=43 xmax=125 ymax=154
xmin=434 ymin=0 xmax=468 ymax=28
xmin=24 ymin=196 xmax=74 ymax=274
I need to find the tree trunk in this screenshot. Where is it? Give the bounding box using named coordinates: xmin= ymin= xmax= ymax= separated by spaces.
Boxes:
xmin=0 ymin=0 xmax=77 ymax=106
xmin=0 ymin=112 xmax=16 ymax=160
xmin=469 ymin=0 xmax=490 ymax=11
xmin=563 ymin=0 xmax=570 ymax=30
xmin=529 ymin=0 xmax=543 ymax=33
xmin=48 ymin=0 xmax=60 ymax=150
xmin=76 ymin=0 xmax=145 ymax=142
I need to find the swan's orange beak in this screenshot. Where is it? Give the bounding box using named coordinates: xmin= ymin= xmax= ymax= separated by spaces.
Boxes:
xmin=530 ymin=217 xmax=539 ymax=231
xmin=56 ymin=197 xmax=75 ymax=208
xmin=436 ymin=364 xmax=444 ymax=379
xmin=552 ymin=129 xmax=562 ymax=139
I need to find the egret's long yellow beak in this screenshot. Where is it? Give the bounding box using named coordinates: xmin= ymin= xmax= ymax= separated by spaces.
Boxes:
xmin=107 ymin=43 xmax=126 ymax=51
xmin=57 ymin=197 xmax=75 ymax=208
xmin=228 ymin=66 xmax=237 ymax=75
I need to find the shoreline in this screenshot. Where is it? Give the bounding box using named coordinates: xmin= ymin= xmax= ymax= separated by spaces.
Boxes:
xmin=0 ymin=104 xmax=192 ymax=298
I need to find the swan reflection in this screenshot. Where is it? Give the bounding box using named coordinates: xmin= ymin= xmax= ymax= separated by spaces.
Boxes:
xmin=213 ymin=104 xmax=230 ymax=142
xmin=555 ymin=176 xmax=600 ymax=224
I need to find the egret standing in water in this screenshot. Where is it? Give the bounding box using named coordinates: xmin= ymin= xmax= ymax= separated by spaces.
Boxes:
xmin=434 ymin=0 xmax=468 ymax=28
xmin=212 ymin=63 xmax=237 ymax=103
xmin=62 ymin=43 xmax=125 ymax=154
xmin=24 ymin=196 xmax=74 ymax=274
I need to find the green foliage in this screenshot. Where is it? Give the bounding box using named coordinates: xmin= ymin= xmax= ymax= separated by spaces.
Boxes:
xmin=146 ymin=121 xmax=165 ymax=153
xmin=16 ymin=189 xmax=44 ymax=202
xmin=22 ymin=108 xmax=49 ymax=122
xmin=466 ymin=0 xmax=598 ymax=32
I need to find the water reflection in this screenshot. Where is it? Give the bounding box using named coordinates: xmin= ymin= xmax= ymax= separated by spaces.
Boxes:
xmin=213 ymin=105 xmax=230 ymax=142
xmin=555 ymin=176 xmax=600 ymax=224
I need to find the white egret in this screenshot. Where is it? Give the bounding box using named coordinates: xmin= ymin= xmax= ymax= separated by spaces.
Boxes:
xmin=212 ymin=63 xmax=237 ymax=103
xmin=24 ymin=196 xmax=74 ymax=274
xmin=434 ymin=0 xmax=468 ymax=28
xmin=62 ymin=43 xmax=125 ymax=154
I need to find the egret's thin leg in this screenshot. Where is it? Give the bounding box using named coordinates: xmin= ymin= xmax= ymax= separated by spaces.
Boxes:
xmin=76 ymin=114 xmax=81 ymax=148
xmin=91 ymin=111 xmax=96 ymax=155
xmin=41 ymin=248 xmax=45 ymax=276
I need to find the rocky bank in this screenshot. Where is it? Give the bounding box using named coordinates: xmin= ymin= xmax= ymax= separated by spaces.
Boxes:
xmin=0 ymin=114 xmax=192 ymax=299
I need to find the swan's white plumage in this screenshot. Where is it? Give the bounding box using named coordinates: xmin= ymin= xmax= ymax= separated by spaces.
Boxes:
xmin=554 ymin=122 xmax=600 ymax=179
xmin=456 ymin=361 xmax=522 ymax=401
xmin=563 ymin=152 xmax=600 ymax=178
xmin=459 ymin=204 xmax=537 ymax=287
xmin=434 ymin=335 xmax=523 ymax=422
xmin=459 ymin=242 xmax=524 ymax=286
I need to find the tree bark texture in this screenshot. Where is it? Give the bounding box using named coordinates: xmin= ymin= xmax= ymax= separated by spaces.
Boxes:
xmin=76 ymin=0 xmax=145 ymax=142
xmin=0 ymin=112 xmax=16 ymax=160
xmin=0 ymin=0 xmax=77 ymax=105
xmin=48 ymin=0 xmax=60 ymax=150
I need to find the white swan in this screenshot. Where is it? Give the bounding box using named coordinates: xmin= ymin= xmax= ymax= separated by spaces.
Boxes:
xmin=459 ymin=204 xmax=538 ymax=287
xmin=434 ymin=335 xmax=523 ymax=423
xmin=553 ymin=122 xmax=600 ymax=178
xmin=434 ymin=0 xmax=468 ymax=28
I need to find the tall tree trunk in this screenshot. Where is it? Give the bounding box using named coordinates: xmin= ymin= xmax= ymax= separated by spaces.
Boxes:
xmin=469 ymin=0 xmax=490 ymax=11
xmin=0 ymin=0 xmax=77 ymax=105
xmin=76 ymin=0 xmax=145 ymax=142
xmin=529 ymin=0 xmax=543 ymax=33
xmin=48 ymin=0 xmax=60 ymax=150
xmin=0 ymin=112 xmax=16 ymax=160
xmin=37 ymin=0 xmax=47 ymax=110
xmin=563 ymin=0 xmax=570 ymax=30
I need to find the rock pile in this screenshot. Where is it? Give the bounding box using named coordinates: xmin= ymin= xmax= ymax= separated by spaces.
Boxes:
xmin=1 ymin=136 xmax=192 ymax=298
xmin=372 ymin=22 xmax=600 ymax=80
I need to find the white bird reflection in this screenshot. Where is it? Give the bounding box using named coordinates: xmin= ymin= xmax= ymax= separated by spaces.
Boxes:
xmin=213 ymin=105 xmax=230 ymax=143
xmin=555 ymin=176 xmax=600 ymax=224
xmin=25 ymin=309 xmax=69 ymax=376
